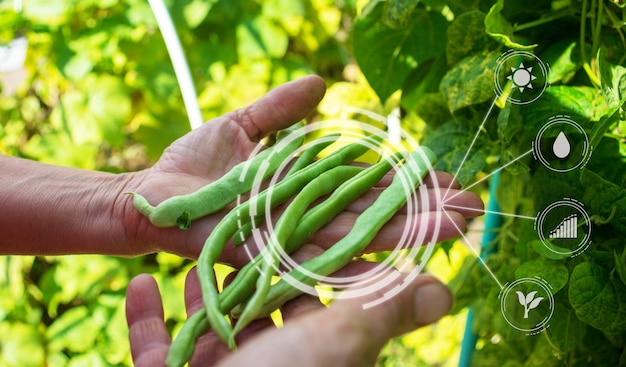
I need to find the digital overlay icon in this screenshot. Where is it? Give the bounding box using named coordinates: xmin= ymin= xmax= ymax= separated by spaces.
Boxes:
xmin=549 ymin=214 xmax=577 ymax=239
xmin=500 ymin=277 xmax=554 ymax=335
xmin=533 ymin=115 xmax=591 ymax=173
xmin=535 ymin=198 xmax=591 ymax=257
xmin=494 ymin=50 xmax=549 ymax=105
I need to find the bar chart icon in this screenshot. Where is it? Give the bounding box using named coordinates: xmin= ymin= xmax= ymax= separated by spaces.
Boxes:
xmin=549 ymin=214 xmax=577 ymax=239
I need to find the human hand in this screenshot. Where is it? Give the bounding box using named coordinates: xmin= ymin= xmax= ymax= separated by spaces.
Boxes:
xmin=119 ymin=75 xmax=483 ymax=261
xmin=126 ymin=263 xmax=453 ymax=367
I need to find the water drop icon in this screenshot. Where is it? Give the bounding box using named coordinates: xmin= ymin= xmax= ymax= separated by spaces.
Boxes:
xmin=553 ymin=131 xmax=570 ymax=159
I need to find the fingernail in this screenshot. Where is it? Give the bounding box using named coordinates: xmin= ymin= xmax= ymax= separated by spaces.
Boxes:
xmin=414 ymin=282 xmax=453 ymax=325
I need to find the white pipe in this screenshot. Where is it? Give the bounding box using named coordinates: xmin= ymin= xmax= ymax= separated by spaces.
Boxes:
xmin=148 ymin=0 xmax=204 ymax=130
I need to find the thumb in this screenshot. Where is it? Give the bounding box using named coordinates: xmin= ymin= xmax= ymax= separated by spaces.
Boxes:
xmin=328 ymin=273 xmax=453 ymax=363
xmin=216 ymin=273 xmax=452 ymax=367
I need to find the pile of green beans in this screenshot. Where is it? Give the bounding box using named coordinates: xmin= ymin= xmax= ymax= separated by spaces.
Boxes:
xmin=130 ymin=127 xmax=436 ymax=367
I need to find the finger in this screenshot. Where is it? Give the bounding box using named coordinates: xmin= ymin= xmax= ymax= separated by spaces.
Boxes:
xmin=184 ymin=267 xmax=204 ymax=315
xmin=277 ymin=244 xmax=326 ymax=319
xmin=214 ymin=273 xmax=451 ymax=367
xmin=423 ymin=170 xmax=460 ymax=189
xmin=229 ymin=75 xmax=327 ymax=142
xmin=125 ymin=274 xmax=170 ymax=367
xmin=378 ymin=170 xmax=460 ymax=189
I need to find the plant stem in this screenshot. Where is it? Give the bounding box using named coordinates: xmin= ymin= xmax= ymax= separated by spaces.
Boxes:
xmin=592 ymin=0 xmax=604 ymax=64
xmin=513 ymin=10 xmax=571 ymax=32
xmin=580 ymin=0 xmax=603 ymax=87
xmin=580 ymin=0 xmax=588 ymax=67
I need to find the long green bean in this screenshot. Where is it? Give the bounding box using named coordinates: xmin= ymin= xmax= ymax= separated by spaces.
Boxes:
xmin=128 ymin=125 xmax=304 ymax=229
xmin=285 ymin=132 xmax=340 ymax=176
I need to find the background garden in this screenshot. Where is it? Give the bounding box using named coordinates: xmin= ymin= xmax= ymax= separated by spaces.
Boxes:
xmin=0 ymin=0 xmax=625 ymax=366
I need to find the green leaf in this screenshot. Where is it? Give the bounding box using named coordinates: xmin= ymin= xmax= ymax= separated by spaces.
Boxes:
xmin=85 ymin=74 xmax=131 ymax=147
xmin=484 ymin=0 xmax=536 ymax=51
xmin=420 ymin=120 xmax=489 ymax=185
xmin=445 ymin=11 xmax=491 ymax=66
xmin=569 ymin=262 xmax=626 ymax=333
xmin=22 ymin=0 xmax=69 ymax=27
xmin=353 ymin=3 xmax=447 ymax=102
xmin=581 ymin=168 xmax=626 ymax=234
xmin=183 ymin=0 xmax=216 ymax=28
xmin=589 ymin=104 xmax=623 ymax=150
xmin=46 ymin=306 xmax=100 ymax=353
xmin=520 ymin=86 xmax=595 ymax=133
xmin=63 ymin=53 xmax=94 ymax=81
xmin=439 ymin=51 xmax=499 ymax=112
xmin=530 ymin=167 xmax=583 ymax=212
xmin=447 ymin=256 xmax=480 ymax=314
xmin=236 ymin=16 xmax=289 ymax=60
xmin=401 ymin=58 xmax=448 ymax=116
xmin=0 ymin=322 xmax=45 ymax=367
xmin=529 ymin=240 xmax=571 ymax=260
xmin=514 ymin=257 xmax=569 ymax=293
xmin=382 ymin=0 xmax=421 ymax=29
xmin=545 ymin=303 xmax=587 ymax=354
xmin=539 ymin=40 xmax=581 ymax=84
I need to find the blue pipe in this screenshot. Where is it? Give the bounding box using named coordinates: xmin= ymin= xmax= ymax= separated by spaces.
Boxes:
xmin=458 ymin=172 xmax=502 ymax=367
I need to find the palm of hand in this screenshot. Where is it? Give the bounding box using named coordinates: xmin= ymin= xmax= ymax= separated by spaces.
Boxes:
xmin=121 ymin=76 xmax=328 ymax=260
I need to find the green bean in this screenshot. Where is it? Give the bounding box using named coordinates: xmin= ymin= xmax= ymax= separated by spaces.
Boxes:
xmin=165 ymin=309 xmax=209 ymax=367
xmin=231 ymin=132 xmax=341 ymax=246
xmin=196 ymin=134 xmax=381 ymax=348
xmin=128 ymin=125 xmax=304 ymax=229
xmin=245 ymin=147 xmax=436 ymax=318
xmin=220 ymin=151 xmax=404 ymax=311
xmin=228 ymin=165 xmax=364 ymax=344
xmin=285 ymin=132 xmax=340 ymax=176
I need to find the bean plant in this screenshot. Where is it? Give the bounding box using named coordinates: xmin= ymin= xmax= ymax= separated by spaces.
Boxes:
xmin=352 ymin=0 xmax=626 ymax=365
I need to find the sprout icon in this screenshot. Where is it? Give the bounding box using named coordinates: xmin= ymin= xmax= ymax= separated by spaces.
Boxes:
xmin=517 ymin=291 xmax=543 ymax=319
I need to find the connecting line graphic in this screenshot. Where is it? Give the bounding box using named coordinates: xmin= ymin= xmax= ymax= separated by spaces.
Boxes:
xmin=444 ymin=148 xmax=534 ymax=203
xmin=443 ymin=210 xmax=505 ymax=290
xmin=444 ymin=204 xmax=537 ymax=221
xmin=443 ymin=96 xmax=498 ymax=200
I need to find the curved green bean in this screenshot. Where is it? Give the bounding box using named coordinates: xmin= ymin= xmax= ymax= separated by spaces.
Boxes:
xmin=285 ymin=132 xmax=340 ymax=176
xmin=165 ymin=309 xmax=209 ymax=367
xmin=128 ymin=125 xmax=304 ymax=229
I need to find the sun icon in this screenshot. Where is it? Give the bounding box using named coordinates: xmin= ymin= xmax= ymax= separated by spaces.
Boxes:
xmin=507 ymin=63 xmax=537 ymax=93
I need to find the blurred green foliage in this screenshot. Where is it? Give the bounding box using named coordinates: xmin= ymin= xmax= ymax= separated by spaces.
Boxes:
xmin=0 ymin=0 xmax=361 ymax=366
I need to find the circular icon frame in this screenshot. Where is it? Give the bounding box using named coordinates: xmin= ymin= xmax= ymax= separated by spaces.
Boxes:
xmin=500 ymin=277 xmax=555 ymax=335
xmin=535 ymin=198 xmax=592 ymax=257
xmin=494 ymin=50 xmax=550 ymax=105
xmin=533 ymin=115 xmax=591 ymax=173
